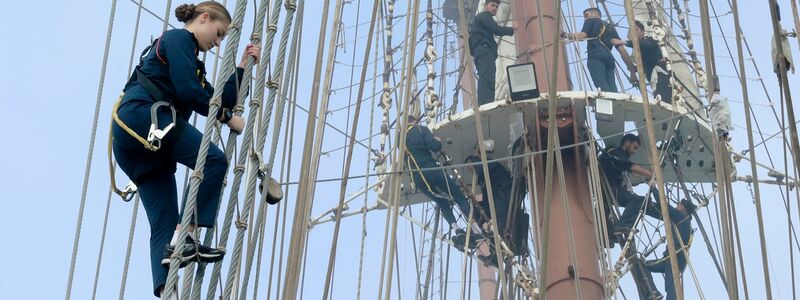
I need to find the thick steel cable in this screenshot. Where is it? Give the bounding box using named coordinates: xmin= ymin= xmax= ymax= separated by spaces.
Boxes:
xmin=697 ymin=0 xmax=739 ymax=298
xmin=624 ymin=0 xmax=683 ymax=299
xmin=161 ymin=0 xmax=249 ymax=297
xmin=731 ymin=0 xmax=773 ymax=298
xmin=115 ymin=2 xmax=150 ymax=298
xmin=194 ymin=0 xmax=280 ymax=297
xmin=422 ymin=211 xmax=441 ymax=299
xmin=66 ymin=1 xmax=120 ymax=299
xmin=321 ymin=0 xmax=380 ymax=297
xmin=769 ymin=0 xmax=800 ymax=251
xmin=374 ymin=0 xmax=396 ymax=196
xmin=252 ymin=1 xmax=305 ymax=299
xmin=377 ymin=2 xmax=410 ymax=292
xmin=281 ymin=0 xmax=339 ymax=297
xmin=90 ymin=189 xmax=115 ymax=300
xmin=423 ymin=0 xmax=440 ymax=123
xmin=381 ymin=0 xmax=422 ymax=297
xmin=265 ymin=31 xmax=302 ymax=299
xmin=236 ymin=1 xmax=301 ymax=298
xmin=220 ymin=0 xmax=290 ymax=295
xmin=118 ymin=195 xmax=140 ymax=300
xmin=357 ymin=9 xmax=382 ymax=299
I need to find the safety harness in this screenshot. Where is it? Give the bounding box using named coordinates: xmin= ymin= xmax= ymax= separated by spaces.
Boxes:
xmin=107 ymin=36 xmax=209 ymax=200
xmin=404 ymin=125 xmax=455 ymax=200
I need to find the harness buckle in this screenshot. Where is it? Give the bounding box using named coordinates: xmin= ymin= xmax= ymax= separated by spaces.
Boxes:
xmin=147 ymin=123 xmax=175 ymax=150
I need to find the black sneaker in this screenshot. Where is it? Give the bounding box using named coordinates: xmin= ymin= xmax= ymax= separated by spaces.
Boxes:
xmin=195 ymin=241 xmax=225 ymax=263
xmin=161 ymin=240 xmax=197 ymax=268
xmin=161 ymin=237 xmax=226 ymax=266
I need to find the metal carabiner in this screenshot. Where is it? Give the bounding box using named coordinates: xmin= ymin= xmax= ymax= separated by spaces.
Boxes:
xmin=122 ymin=181 xmax=138 ymax=202
xmin=147 ymin=101 xmax=177 ymax=151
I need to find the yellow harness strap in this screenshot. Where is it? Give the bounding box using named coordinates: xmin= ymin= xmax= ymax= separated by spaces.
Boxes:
xmin=108 ymin=93 xmax=159 ymax=200
xmin=649 ymin=231 xmax=694 ymax=264
xmin=405 ymin=125 xmax=438 ymax=194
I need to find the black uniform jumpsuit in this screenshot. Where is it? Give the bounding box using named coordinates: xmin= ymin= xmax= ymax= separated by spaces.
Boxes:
xmin=469 ymin=11 xmax=514 ymax=105
xmin=599 ymin=146 xmax=663 ymax=229
xmin=111 ymin=28 xmax=244 ymax=296
xmin=580 ymin=18 xmax=622 ymax=93
xmin=405 ymin=125 xmax=471 ymax=226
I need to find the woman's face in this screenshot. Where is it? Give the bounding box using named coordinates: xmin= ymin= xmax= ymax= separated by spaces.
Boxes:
xmin=191 ymin=13 xmax=229 ymax=52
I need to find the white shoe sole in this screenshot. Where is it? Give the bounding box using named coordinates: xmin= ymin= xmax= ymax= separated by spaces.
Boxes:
xmin=161 ymin=252 xmax=196 ymax=266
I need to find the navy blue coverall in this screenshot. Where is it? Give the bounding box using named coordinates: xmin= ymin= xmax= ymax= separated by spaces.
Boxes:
xmin=472 ymin=160 xmax=514 ymax=232
xmin=626 ymin=37 xmax=673 ymax=103
xmin=646 ymin=207 xmax=692 ymax=300
xmin=111 ymin=28 xmax=244 ymax=296
xmin=580 ymin=18 xmax=622 ymax=93
xmin=469 ymin=11 xmax=514 ymax=105
xmin=599 ymin=146 xmax=663 ymax=229
xmin=405 ymin=125 xmax=471 ymax=226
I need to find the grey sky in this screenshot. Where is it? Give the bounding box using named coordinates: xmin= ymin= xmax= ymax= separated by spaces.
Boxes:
xmin=1 ymin=0 xmax=799 ymax=299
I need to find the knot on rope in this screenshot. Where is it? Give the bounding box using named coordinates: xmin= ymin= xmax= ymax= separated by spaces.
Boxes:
xmin=268 ymin=24 xmax=278 ymax=33
xmin=209 ymin=96 xmax=222 ymax=106
xmin=267 ymin=79 xmax=280 ymax=90
xmin=233 ymin=104 xmax=245 ymax=114
xmin=191 ymin=170 xmax=204 ymax=181
xmin=249 ymin=32 xmax=262 ymax=43
xmin=235 ymin=219 xmax=248 ymax=229
xmin=234 ymin=164 xmax=246 ymax=173
xmin=284 ymin=0 xmax=297 ymax=10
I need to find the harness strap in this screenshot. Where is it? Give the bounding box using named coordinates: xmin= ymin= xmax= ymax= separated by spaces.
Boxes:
xmin=405 ymin=125 xmax=438 ymax=196
xmin=648 ymin=232 xmax=694 ymax=264
xmin=111 ymin=95 xmax=157 ymax=151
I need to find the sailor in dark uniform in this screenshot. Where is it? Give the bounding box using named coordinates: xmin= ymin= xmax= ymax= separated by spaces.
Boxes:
xmin=110 ymin=2 xmax=272 ymax=298
xmin=562 ymin=8 xmax=636 ymax=93
xmin=599 ymin=134 xmax=663 ymax=234
xmin=618 ymin=21 xmax=674 ymax=103
xmin=469 ymin=0 xmax=514 ymax=105
xmin=405 ymin=115 xmax=472 ymax=232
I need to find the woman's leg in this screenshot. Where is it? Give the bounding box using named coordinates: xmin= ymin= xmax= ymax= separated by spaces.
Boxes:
xmin=166 ymin=124 xmax=229 ymax=228
xmin=137 ymin=168 xmax=179 ymax=297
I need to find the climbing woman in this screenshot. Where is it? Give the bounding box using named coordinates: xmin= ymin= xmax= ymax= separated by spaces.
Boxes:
xmin=111 ymin=2 xmax=259 ymax=298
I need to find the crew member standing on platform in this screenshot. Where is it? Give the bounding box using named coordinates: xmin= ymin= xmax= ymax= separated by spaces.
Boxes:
xmin=562 ymin=7 xmax=636 ymax=93
xmin=469 ymin=0 xmax=515 ymax=105
xmin=616 ymin=21 xmax=674 ymax=103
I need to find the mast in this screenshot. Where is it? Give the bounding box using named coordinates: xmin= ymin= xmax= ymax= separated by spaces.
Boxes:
xmin=511 ymin=1 xmax=602 ymax=299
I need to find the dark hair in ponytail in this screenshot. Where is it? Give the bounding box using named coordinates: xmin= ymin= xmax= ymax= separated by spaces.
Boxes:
xmin=175 ymin=1 xmax=232 ymax=24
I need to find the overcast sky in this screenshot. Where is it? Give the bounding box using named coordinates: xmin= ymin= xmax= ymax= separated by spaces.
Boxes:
xmin=1 ymin=0 xmax=800 ymax=299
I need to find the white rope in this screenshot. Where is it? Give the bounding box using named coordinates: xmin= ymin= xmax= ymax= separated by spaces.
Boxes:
xmin=235 ymin=1 xmax=301 ymax=298
xmin=118 ymin=195 xmax=141 ymax=300
xmin=161 ymin=0 xmax=250 ymax=296
xmin=374 ymin=0 xmax=396 ymax=197
xmin=199 ymin=0 xmax=281 ymax=296
xmin=65 ymin=1 xmax=118 ymax=298
xmin=90 ymin=189 xmax=115 ymax=300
